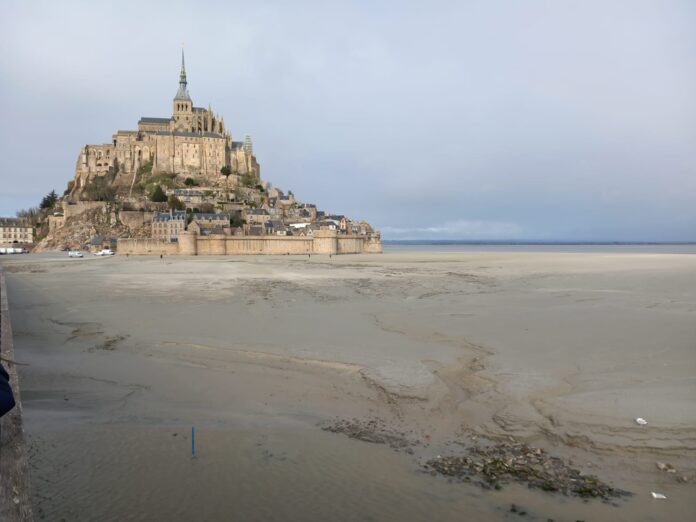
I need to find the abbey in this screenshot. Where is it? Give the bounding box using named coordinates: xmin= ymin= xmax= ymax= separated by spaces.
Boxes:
xmin=72 ymin=52 xmax=260 ymax=193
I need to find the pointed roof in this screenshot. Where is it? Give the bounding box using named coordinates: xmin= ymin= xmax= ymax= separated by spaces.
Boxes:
xmin=174 ymin=49 xmax=191 ymax=101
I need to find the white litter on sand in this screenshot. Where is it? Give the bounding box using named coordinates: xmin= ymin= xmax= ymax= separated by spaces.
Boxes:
xmin=651 ymin=492 xmax=667 ymax=499
xmin=635 ymin=417 xmax=648 ymax=425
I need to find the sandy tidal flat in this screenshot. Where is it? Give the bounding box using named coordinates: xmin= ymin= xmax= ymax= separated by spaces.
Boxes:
xmin=2 ymin=251 xmax=695 ymax=521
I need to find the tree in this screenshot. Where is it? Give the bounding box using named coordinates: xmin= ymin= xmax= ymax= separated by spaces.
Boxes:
xmin=184 ymin=177 xmax=196 ymax=187
xmin=220 ymin=166 xmax=232 ymax=201
xmin=40 ymin=190 xmax=58 ymax=209
xmin=230 ymin=216 xmax=246 ymax=228
xmin=16 ymin=207 xmax=41 ymax=227
xmin=83 ymin=178 xmax=115 ymax=202
xmin=241 ymin=172 xmax=254 ymax=187
xmin=109 ymin=158 xmax=120 ymax=182
xmin=150 ymin=185 xmax=167 ymax=203
xmin=167 ymin=195 xmax=185 ymax=211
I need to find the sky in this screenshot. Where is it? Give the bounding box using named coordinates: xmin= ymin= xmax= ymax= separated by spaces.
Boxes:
xmin=0 ymin=0 xmax=694 ymax=241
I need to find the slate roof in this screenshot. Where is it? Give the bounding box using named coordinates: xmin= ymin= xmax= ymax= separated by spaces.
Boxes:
xmin=191 ymin=213 xmax=229 ymax=221
xmin=153 ymin=211 xmax=186 ymax=222
xmin=139 ymin=117 xmax=172 ymax=124
xmin=0 ymin=218 xmax=28 ymax=226
xmin=154 ymin=131 xmax=225 ymax=139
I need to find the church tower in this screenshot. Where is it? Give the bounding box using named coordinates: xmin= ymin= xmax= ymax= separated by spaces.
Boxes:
xmin=172 ymin=50 xmax=192 ymax=131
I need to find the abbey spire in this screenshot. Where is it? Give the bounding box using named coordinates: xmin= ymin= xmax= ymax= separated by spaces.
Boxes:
xmin=174 ymin=49 xmax=191 ymax=101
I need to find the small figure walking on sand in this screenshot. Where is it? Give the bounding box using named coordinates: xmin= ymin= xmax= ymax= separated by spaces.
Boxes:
xmin=160 ymin=254 xmax=163 ymax=260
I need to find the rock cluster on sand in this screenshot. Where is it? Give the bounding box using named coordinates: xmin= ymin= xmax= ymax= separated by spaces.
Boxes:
xmin=322 ymin=418 xmax=414 ymax=451
xmin=425 ymin=442 xmax=631 ymax=501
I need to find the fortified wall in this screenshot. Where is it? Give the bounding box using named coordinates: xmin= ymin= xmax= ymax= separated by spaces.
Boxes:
xmin=118 ymin=230 xmax=382 ymax=256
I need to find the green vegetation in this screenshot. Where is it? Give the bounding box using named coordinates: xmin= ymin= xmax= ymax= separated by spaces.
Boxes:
xmin=167 ymin=195 xmax=185 ymax=211
xmin=83 ymin=177 xmax=116 ymax=201
xmin=220 ymin=166 xmax=232 ymax=201
xmin=107 ymin=158 xmax=120 ymax=183
xmin=136 ymin=157 xmax=154 ymax=178
xmin=40 ymin=190 xmax=58 ymax=209
xmin=230 ymin=216 xmax=246 ymax=228
xmin=130 ymin=156 xmax=155 ymax=195
xmin=241 ymin=172 xmax=255 ymax=187
xmin=184 ymin=177 xmax=197 ymax=187
xmin=149 ymin=185 xmax=167 ymax=203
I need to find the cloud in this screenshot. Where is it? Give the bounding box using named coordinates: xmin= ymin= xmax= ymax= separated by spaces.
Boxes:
xmin=382 ymin=220 xmax=524 ymax=240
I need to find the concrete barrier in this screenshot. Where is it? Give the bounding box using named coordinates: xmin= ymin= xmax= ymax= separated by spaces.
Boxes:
xmin=0 ymin=269 xmax=34 ymax=521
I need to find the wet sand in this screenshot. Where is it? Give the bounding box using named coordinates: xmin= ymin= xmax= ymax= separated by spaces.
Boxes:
xmin=2 ymin=251 xmax=695 ymax=521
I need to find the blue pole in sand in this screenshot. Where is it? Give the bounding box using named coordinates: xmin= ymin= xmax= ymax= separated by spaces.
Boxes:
xmin=192 ymin=425 xmax=196 ymax=457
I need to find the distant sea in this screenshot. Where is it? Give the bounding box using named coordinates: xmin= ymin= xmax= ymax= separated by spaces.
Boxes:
xmin=383 ymin=240 xmax=696 ymax=254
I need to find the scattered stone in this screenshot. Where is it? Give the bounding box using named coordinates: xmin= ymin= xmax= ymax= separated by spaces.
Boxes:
xmin=425 ymin=442 xmax=630 ymax=501
xmin=322 ymin=418 xmax=414 ymax=450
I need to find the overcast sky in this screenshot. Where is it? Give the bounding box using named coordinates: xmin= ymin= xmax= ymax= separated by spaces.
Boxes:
xmin=1 ymin=0 xmax=694 ymax=240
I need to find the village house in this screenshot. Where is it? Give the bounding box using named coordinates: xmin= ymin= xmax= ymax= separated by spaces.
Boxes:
xmin=191 ymin=213 xmax=229 ymax=226
xmin=188 ymin=221 xmax=229 ymax=236
xmin=314 ymin=220 xmax=337 ymax=231
xmin=169 ymin=188 xmax=207 ymax=205
xmin=0 ymin=218 xmax=33 ymax=244
xmin=152 ymin=211 xmax=186 ymax=241
xmin=264 ymin=220 xmax=288 ymax=235
xmin=244 ymin=208 xmax=269 ymax=226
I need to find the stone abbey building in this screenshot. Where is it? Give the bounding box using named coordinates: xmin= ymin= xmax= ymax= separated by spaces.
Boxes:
xmin=72 ymin=52 xmax=260 ymax=194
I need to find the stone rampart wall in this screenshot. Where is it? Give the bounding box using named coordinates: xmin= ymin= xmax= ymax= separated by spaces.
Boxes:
xmin=118 ymin=231 xmax=381 ymax=256
xmin=117 ymin=239 xmax=179 ymax=255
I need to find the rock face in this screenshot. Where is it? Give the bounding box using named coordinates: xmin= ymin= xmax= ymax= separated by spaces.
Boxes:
xmin=33 ymin=205 xmax=150 ymax=252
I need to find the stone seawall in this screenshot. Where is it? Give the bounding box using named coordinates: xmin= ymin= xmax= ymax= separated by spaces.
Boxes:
xmin=117 ymin=239 xmax=180 ymax=256
xmin=118 ymin=230 xmax=382 ymax=256
xmin=0 ymin=270 xmax=33 ymax=521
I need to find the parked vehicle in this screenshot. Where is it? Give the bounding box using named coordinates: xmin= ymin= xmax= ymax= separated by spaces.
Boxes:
xmin=94 ymin=249 xmax=115 ymax=256
xmin=68 ymin=250 xmax=83 ymax=258
xmin=0 ymin=247 xmax=26 ymax=255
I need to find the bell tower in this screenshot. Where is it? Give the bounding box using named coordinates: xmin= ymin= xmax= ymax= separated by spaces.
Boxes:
xmin=173 ymin=49 xmax=192 ymax=131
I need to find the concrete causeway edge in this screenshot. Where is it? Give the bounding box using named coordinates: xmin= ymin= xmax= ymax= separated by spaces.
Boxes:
xmin=0 ymin=269 xmax=34 ymax=521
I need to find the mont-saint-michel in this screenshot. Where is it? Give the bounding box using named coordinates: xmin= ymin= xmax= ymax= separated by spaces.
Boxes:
xmin=31 ymin=52 xmax=381 ymax=256
xmin=1 ymin=4 xmax=695 ymax=522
